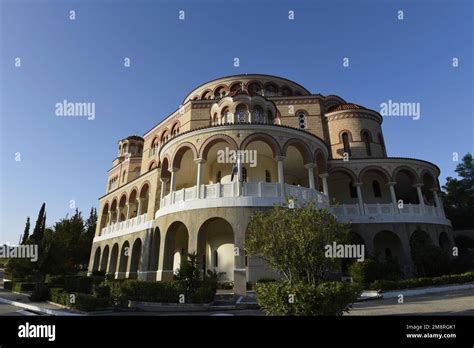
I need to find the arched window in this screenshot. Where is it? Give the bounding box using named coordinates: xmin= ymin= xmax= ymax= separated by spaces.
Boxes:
xmin=298 ymin=112 xmax=306 ymax=129
xmin=213 ymin=250 xmax=218 ymax=267
xmin=264 ymin=83 xmax=278 ymax=97
xmin=252 ymin=106 xmax=263 ymax=123
xmin=372 ymin=180 xmax=382 ymax=198
xmin=362 ymin=131 xmax=372 ymax=156
xmin=342 ymin=132 xmax=351 ymax=157
xmin=221 ymin=108 xmax=230 ymax=124
xmin=236 ymin=104 xmax=248 ymax=123
xmin=216 ymin=171 xmax=222 ymax=183
xmin=281 ymin=86 xmax=292 ymax=96
xmin=242 ymin=167 xmax=248 ymax=182
xmin=378 ymin=133 xmax=386 ymax=156
xmin=248 ymin=82 xmax=262 ymax=96
xmin=265 ymin=170 xmax=271 ymax=183
xmin=349 ymin=181 xmax=357 ymax=198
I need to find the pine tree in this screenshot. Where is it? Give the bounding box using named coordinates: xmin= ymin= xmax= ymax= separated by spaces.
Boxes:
xmin=20 ymin=217 xmax=30 ymax=245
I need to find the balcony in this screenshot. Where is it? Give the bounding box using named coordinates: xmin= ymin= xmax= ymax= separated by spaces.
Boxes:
xmin=156 ymin=182 xmax=327 ymax=218
xmin=95 ymin=214 xmax=153 ymax=242
xmin=332 ymin=203 xmax=451 ymax=226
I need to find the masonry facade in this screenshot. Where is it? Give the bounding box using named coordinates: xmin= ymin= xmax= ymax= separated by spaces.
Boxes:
xmin=88 ymin=74 xmax=453 ymax=295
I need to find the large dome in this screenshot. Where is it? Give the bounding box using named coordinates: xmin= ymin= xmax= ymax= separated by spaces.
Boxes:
xmin=182 ymin=74 xmax=311 ymax=103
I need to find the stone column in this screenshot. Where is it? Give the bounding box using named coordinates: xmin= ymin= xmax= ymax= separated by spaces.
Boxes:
xmin=354 ymin=182 xmax=365 ymax=215
xmin=125 ymin=203 xmax=130 ymax=220
xmin=138 ymin=229 xmax=153 ymax=281
xmin=233 ymin=219 xmax=247 ymax=297
xmin=137 ymin=198 xmax=142 ymax=216
xmin=195 ymin=158 xmax=205 ymax=198
xmin=305 ymin=163 xmax=316 ymax=189
xmin=169 ymin=168 xmax=177 ymax=194
xmin=319 ymin=173 xmax=329 ymax=198
xmin=116 ymin=208 xmax=121 ymax=222
xmin=387 ymin=182 xmax=399 ymax=214
xmin=160 ymin=178 xmax=168 ymax=201
xmin=276 ymin=156 xmax=285 ymax=197
xmin=107 ymin=211 xmax=112 ymax=226
xmin=237 ymin=153 xmax=243 ymax=196
xmin=430 ymin=188 xmax=444 ymax=217
xmin=414 ymin=183 xmax=425 ymax=212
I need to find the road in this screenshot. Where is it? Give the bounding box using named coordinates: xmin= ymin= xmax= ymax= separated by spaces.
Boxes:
xmin=347 ymin=288 xmax=474 ymax=316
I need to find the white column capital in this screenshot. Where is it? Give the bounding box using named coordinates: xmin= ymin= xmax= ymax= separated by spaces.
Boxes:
xmin=304 ymin=163 xmax=316 ymax=169
xmin=194 ymin=158 xmax=206 ymax=164
xmin=387 ymin=181 xmax=397 ymax=186
xmin=319 ymin=173 xmax=329 ymax=179
xmin=353 ymin=182 xmax=363 ymax=187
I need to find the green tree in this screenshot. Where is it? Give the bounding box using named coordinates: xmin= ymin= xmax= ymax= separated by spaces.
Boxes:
xmin=30 ymin=203 xmax=46 ymax=244
xmin=20 ymin=217 xmax=30 ymax=245
xmin=78 ymin=208 xmax=97 ymax=267
xmin=443 ymin=153 xmax=474 ymax=229
xmin=246 ymin=202 xmax=351 ymax=285
xmin=410 ymin=228 xmax=450 ymax=277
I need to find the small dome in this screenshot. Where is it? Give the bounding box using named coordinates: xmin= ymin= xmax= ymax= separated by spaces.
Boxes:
xmin=328 ymin=103 xmax=365 ymax=112
xmin=119 ymin=135 xmax=144 ymax=143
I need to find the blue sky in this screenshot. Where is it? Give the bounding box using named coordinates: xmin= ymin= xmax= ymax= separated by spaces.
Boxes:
xmin=1 ymin=0 xmax=472 ymax=244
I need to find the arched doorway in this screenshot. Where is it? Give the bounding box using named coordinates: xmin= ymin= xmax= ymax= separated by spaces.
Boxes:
xmin=163 ymin=221 xmax=189 ymax=275
xmin=197 ymin=218 xmax=235 ymax=282
xmin=118 ymin=241 xmax=130 ymax=278
xmin=129 ymin=238 xmax=142 ymax=279
xmin=108 ymin=243 xmax=119 ymax=276
xmin=100 ymin=245 xmax=109 ymax=272
xmin=92 ymin=247 xmax=101 ymax=272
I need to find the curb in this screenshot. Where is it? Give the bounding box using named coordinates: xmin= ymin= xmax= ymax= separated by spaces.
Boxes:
xmin=0 ymin=297 xmax=81 ymax=316
xmin=381 ymin=282 xmax=474 ymax=299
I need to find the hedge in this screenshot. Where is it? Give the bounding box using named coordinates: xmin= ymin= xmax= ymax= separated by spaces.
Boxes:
xmin=367 ymin=271 xmax=474 ymax=291
xmin=4 ymin=281 xmax=36 ymax=293
xmin=49 ymin=288 xmax=110 ymax=312
xmin=45 ymin=275 xmax=104 ymax=294
xmin=255 ymin=281 xmax=362 ymax=316
xmin=106 ymin=279 xmax=216 ymax=306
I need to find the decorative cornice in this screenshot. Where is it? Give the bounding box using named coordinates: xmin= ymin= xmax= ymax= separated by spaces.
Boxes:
xmin=326 ymin=111 xmax=382 ymax=124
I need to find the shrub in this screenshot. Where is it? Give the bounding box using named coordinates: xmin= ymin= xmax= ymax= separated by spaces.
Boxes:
xmin=72 ymin=293 xmax=110 ymax=312
xmin=6 ymin=282 xmax=36 ymax=293
xmin=107 ymin=280 xmax=183 ymax=306
xmin=348 ymin=258 xmax=401 ymax=283
xmin=348 ymin=259 xmax=379 ymax=283
xmin=93 ymin=284 xmax=110 ymax=299
xmin=29 ymin=283 xmax=50 ymax=302
xmin=62 ymin=275 xmax=103 ymax=294
xmin=48 ymin=288 xmax=110 ymax=311
xmin=45 ymin=275 xmax=67 ymax=287
xmin=106 ymin=278 xmax=216 ymax=306
xmin=255 ymin=280 xmax=361 ymax=316
xmin=49 ymin=288 xmax=69 ymax=305
xmin=367 ymin=271 xmax=474 ymax=291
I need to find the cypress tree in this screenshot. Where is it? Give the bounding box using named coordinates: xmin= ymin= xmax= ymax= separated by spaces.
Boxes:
xmin=20 ymin=217 xmax=30 ymax=244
